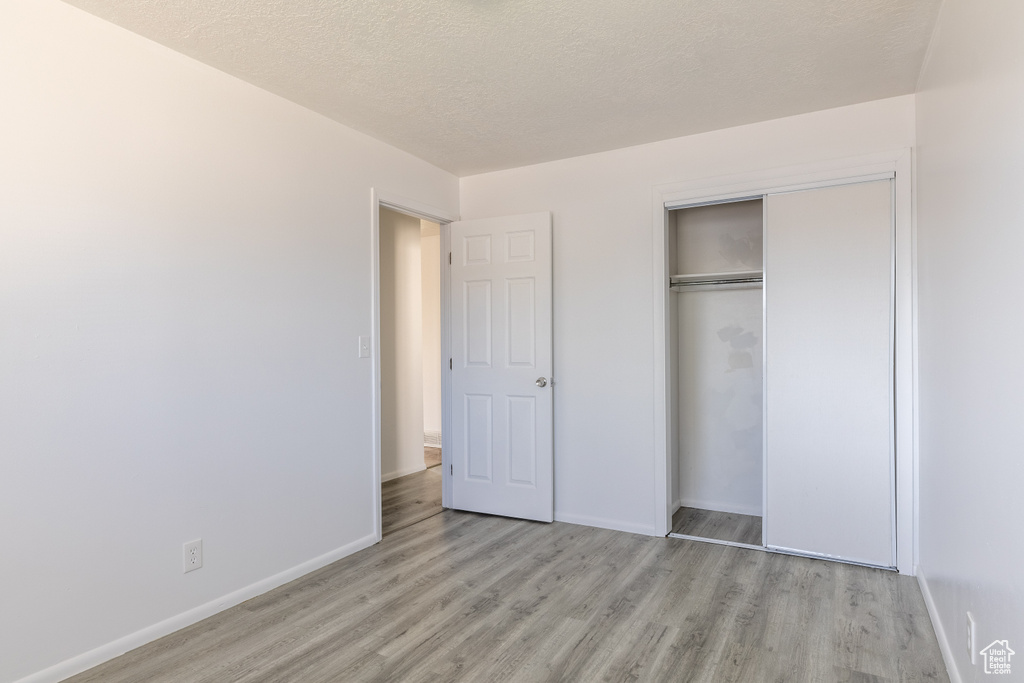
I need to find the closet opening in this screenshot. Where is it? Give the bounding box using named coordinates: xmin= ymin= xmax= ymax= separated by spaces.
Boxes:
xmin=655 ymin=154 xmax=913 ymax=572
xmin=667 ymin=198 xmax=765 ymax=548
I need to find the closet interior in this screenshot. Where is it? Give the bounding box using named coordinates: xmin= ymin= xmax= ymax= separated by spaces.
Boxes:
xmin=665 ymin=178 xmax=897 ymax=568
xmin=668 ymin=198 xmax=765 ymax=548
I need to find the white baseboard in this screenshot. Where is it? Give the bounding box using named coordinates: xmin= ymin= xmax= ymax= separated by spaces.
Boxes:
xmin=423 ymin=430 xmax=442 ymax=448
xmin=679 ymin=496 xmax=761 ymax=517
xmin=16 ymin=533 xmax=378 ymax=683
xmin=554 ymin=511 xmax=657 ymax=536
xmin=381 ymin=463 xmax=426 ymax=483
xmin=917 ymin=567 xmax=962 ymax=683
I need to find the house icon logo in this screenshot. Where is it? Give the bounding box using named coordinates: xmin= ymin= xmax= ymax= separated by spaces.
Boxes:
xmin=980 ymin=639 xmax=1014 ymax=675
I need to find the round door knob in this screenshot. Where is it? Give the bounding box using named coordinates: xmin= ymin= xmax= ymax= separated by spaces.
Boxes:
xmin=535 ymin=377 xmax=548 ymax=388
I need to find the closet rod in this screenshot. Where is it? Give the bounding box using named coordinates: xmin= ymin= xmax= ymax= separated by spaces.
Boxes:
xmin=670 ymin=276 xmax=763 ymax=289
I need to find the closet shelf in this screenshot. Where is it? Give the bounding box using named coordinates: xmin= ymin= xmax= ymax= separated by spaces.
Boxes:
xmin=670 ymin=269 xmax=763 ymax=290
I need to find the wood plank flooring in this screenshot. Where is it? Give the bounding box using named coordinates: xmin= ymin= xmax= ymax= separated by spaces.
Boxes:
xmin=671 ymin=506 xmax=763 ymax=546
xmin=381 ymin=467 xmax=443 ymax=537
xmin=67 ymin=509 xmax=947 ymax=683
xmin=424 ymin=446 xmax=441 ymax=469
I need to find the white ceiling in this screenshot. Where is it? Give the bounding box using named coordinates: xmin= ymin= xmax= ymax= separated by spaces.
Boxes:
xmin=62 ymin=0 xmax=942 ymax=176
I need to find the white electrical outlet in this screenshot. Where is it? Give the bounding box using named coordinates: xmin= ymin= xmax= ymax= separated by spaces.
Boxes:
xmin=967 ymin=612 xmax=976 ymax=664
xmin=358 ymin=336 xmax=371 ymax=358
xmin=183 ymin=539 xmax=203 ymax=573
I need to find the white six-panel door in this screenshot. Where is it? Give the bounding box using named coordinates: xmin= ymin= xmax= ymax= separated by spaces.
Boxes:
xmin=450 ymin=212 xmax=553 ymax=522
xmin=764 ymin=180 xmax=894 ymax=567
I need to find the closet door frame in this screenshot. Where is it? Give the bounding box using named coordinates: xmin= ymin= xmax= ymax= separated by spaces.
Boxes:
xmin=651 ymin=149 xmax=916 ymax=575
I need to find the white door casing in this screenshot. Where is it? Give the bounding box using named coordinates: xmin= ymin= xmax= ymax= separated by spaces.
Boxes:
xmin=764 ymin=180 xmax=895 ymax=567
xmin=450 ymin=212 xmax=554 ymax=522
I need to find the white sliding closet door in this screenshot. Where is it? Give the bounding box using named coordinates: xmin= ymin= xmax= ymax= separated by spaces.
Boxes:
xmin=764 ymin=180 xmax=894 ymax=567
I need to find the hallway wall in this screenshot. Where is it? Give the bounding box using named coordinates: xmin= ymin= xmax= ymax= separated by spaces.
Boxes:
xmin=379 ymin=208 xmax=427 ymax=481
xmin=421 ymin=221 xmax=443 ymax=446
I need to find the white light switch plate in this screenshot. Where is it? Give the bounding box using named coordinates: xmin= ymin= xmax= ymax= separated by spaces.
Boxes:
xmin=358 ymin=336 xmax=370 ymax=358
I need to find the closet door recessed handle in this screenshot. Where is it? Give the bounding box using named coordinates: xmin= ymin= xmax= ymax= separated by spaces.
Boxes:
xmin=535 ymin=377 xmax=547 ymax=388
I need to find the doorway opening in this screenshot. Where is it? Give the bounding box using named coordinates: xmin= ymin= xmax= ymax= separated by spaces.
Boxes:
xmin=372 ymin=199 xmax=554 ymax=532
xmin=374 ymin=200 xmax=453 ymax=538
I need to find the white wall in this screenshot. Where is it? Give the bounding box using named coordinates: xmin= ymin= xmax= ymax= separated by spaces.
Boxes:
xmin=915 ymin=0 xmax=1024 ymax=679
xmin=379 ymin=208 xmax=427 ymax=481
xmin=421 ymin=222 xmax=443 ymax=444
xmin=460 ymin=95 xmax=915 ymax=534
xmin=677 ymin=286 xmax=763 ymax=516
xmin=0 ymin=1 xmax=458 ymax=681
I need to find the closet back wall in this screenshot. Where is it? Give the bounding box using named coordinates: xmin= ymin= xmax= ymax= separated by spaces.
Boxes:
xmin=459 ymin=95 xmax=915 ymax=534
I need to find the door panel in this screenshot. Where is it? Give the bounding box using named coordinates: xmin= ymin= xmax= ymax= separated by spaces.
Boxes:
xmin=465 ymin=281 xmax=492 ymax=366
xmin=507 ymin=396 xmax=537 ymax=485
xmin=465 ymin=394 xmax=493 ymax=481
xmin=451 ymin=212 xmax=553 ymax=522
xmin=507 ymin=278 xmax=536 ymax=367
xmin=764 ymin=181 xmax=894 ymax=567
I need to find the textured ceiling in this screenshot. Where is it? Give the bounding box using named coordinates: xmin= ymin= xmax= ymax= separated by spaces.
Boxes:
xmin=61 ymin=0 xmax=941 ymax=176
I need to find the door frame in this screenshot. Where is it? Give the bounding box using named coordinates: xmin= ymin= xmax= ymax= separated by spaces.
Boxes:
xmin=650 ymin=150 xmax=916 ymax=575
xmin=371 ymin=188 xmax=459 ymax=542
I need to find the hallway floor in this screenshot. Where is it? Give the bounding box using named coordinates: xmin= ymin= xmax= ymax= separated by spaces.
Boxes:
xmin=382 ymin=467 xmax=443 ymax=537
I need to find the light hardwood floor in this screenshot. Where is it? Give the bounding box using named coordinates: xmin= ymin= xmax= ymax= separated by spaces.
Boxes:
xmin=424 ymin=446 xmax=442 ymax=469
xmin=671 ymin=506 xmax=763 ymax=546
xmin=67 ymin=506 xmax=947 ymax=683
xmin=381 ymin=467 xmax=443 ymax=537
